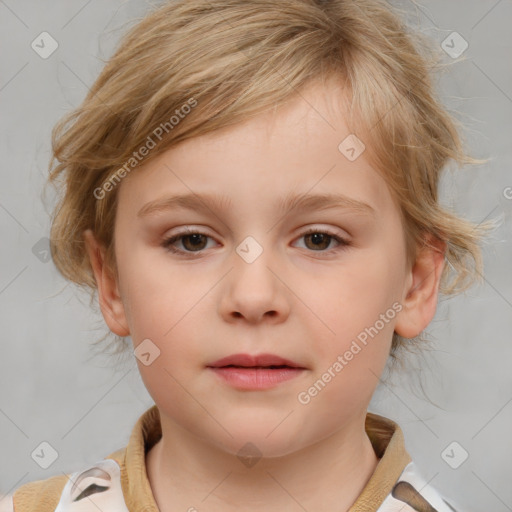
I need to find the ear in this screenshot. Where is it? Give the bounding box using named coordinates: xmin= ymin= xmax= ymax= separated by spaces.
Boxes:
xmin=83 ymin=229 xmax=130 ymax=337
xmin=394 ymin=233 xmax=446 ymax=339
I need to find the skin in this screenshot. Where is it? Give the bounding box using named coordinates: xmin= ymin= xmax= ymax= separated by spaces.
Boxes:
xmin=84 ymin=79 xmax=445 ymax=512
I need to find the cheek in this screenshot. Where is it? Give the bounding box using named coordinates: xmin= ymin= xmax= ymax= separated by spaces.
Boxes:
xmin=296 ymin=247 xmax=403 ymax=416
xmin=136 ymin=359 xmax=205 ymax=438
xmin=120 ymin=258 xmax=213 ymax=379
xmin=116 ymin=246 xmax=208 ymax=339
xmin=308 ymin=246 xmax=403 ymax=351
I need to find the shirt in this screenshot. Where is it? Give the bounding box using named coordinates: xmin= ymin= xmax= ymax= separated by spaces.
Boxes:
xmin=1 ymin=405 xmax=461 ymax=511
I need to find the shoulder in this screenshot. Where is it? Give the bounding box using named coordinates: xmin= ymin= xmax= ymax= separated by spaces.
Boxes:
xmin=9 ymin=451 xmax=129 ymax=512
xmin=378 ymin=461 xmax=463 ymax=512
xmin=7 ymin=472 xmax=69 ymax=512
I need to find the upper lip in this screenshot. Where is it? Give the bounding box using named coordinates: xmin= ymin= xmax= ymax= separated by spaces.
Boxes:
xmin=207 ymin=353 xmax=305 ymax=369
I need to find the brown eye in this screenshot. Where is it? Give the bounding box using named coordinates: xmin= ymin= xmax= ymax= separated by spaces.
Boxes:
xmin=162 ymin=231 xmax=214 ymax=254
xmin=180 ymin=233 xmax=208 ymax=251
xmin=297 ymin=229 xmax=349 ymax=252
xmin=303 ymin=232 xmax=331 ymax=250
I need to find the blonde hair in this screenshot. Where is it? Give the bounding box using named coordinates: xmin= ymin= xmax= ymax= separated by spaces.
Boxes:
xmin=46 ymin=0 xmax=496 ymax=358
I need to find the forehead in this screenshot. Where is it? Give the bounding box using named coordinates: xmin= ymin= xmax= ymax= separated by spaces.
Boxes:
xmin=117 ymin=79 xmax=393 ymax=220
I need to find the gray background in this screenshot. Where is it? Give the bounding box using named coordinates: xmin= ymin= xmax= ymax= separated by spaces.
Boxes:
xmin=0 ymin=1 xmax=511 ymax=510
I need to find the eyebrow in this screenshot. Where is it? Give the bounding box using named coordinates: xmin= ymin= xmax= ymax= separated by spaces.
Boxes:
xmin=137 ymin=192 xmax=376 ymax=218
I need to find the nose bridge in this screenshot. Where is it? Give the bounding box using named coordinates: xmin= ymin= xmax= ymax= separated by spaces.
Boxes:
xmin=220 ymin=233 xmax=290 ymax=322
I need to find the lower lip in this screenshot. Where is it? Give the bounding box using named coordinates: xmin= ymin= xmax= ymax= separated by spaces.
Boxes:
xmin=208 ymin=367 xmax=305 ymax=390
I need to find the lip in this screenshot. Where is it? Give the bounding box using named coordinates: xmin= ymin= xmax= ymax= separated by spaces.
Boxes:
xmin=207 ymin=353 xmax=305 ymax=369
xmin=206 ymin=353 xmax=307 ymax=390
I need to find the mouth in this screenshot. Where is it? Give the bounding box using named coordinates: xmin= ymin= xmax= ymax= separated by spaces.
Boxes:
xmin=206 ymin=353 xmax=307 ymax=390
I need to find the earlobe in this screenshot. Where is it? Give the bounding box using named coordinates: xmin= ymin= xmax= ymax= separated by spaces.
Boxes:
xmin=394 ymin=234 xmax=446 ymax=339
xmin=83 ymin=229 xmax=130 ymax=337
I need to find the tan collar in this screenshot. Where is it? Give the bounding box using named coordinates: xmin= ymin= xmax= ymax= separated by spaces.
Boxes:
xmin=107 ymin=405 xmax=411 ymax=512
xmin=349 ymin=412 xmax=412 ymax=511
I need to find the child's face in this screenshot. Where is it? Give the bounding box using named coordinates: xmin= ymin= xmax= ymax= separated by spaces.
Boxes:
xmin=87 ymin=80 xmax=442 ymax=456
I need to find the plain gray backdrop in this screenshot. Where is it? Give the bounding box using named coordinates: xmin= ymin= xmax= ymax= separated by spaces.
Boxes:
xmin=1 ymin=1 xmax=511 ymax=510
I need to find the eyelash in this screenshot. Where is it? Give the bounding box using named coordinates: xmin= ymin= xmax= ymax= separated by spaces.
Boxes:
xmin=161 ymin=227 xmax=350 ymax=257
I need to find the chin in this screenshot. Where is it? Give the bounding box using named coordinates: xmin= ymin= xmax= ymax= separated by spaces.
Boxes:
xmin=212 ymin=419 xmax=310 ymax=460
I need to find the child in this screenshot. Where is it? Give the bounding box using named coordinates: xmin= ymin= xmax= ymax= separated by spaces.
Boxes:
xmin=1 ymin=0 xmax=494 ymax=510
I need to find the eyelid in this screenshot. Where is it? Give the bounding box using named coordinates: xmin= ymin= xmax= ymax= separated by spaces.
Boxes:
xmin=296 ymin=225 xmax=348 ymax=238
xmin=164 ymin=224 xmax=348 ymax=239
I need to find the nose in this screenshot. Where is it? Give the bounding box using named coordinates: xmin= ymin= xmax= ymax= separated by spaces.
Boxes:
xmin=218 ymin=239 xmax=291 ymax=325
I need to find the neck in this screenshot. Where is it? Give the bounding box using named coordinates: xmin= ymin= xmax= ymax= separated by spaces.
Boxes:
xmin=146 ymin=412 xmax=379 ymax=512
